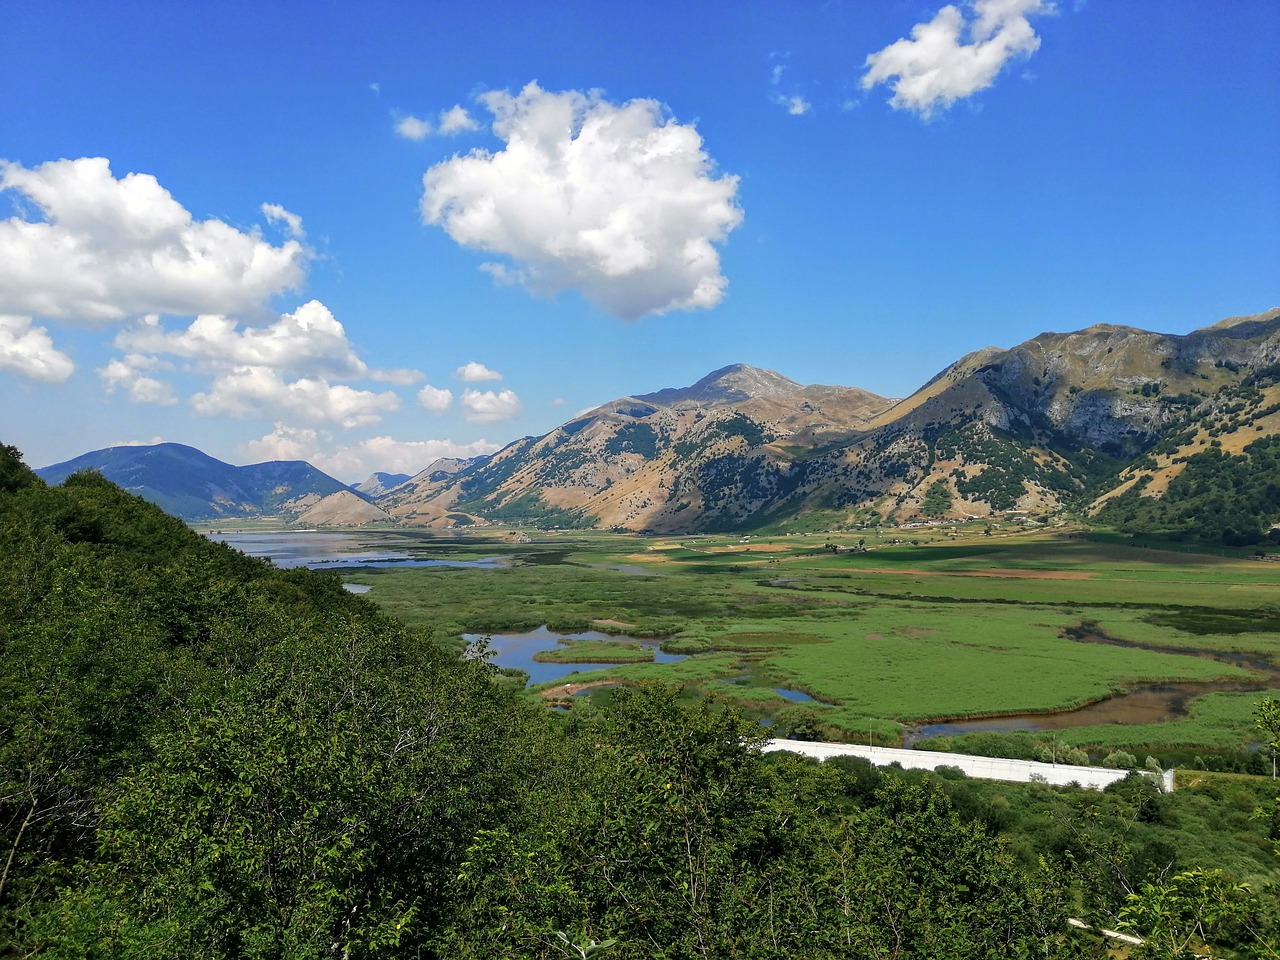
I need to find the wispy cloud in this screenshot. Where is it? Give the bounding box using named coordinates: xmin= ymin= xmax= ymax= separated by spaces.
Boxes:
xmin=768 ymin=52 xmax=812 ymax=116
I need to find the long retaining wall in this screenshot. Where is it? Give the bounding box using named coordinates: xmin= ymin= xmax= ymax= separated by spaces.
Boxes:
xmin=764 ymin=739 xmax=1176 ymax=792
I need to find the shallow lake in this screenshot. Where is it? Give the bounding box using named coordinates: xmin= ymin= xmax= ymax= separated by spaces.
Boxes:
xmin=206 ymin=531 xmax=506 ymax=572
xmin=462 ymin=626 xmax=685 ymax=686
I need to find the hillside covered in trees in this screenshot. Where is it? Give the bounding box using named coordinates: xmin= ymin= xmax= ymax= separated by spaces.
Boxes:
xmin=3 ymin=444 xmax=1279 ymax=958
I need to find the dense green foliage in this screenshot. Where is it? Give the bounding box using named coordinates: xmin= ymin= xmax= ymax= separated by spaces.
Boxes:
xmin=1100 ymin=435 xmax=1280 ymax=545
xmin=920 ymin=478 xmax=953 ymax=516
xmin=5 ymin=444 xmax=1280 ymax=958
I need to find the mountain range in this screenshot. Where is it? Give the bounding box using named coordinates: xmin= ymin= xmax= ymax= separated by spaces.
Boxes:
xmin=35 ymin=443 xmax=357 ymax=522
xmin=33 ymin=307 xmax=1280 ymax=539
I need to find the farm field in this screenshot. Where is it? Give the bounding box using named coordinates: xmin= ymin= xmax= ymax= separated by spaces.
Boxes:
xmin=342 ymin=526 xmax=1280 ymax=757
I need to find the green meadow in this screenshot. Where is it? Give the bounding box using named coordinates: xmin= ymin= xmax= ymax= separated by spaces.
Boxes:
xmin=344 ymin=526 xmax=1280 ymax=755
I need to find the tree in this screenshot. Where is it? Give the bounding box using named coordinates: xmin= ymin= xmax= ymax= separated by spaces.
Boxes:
xmin=29 ymin=625 xmax=546 ymax=958
xmin=921 ymin=480 xmax=954 ymax=517
xmin=1117 ymin=868 xmax=1256 ymax=959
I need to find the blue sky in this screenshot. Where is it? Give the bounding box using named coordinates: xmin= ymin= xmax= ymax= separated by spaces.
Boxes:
xmin=2 ymin=0 xmax=1277 ymax=482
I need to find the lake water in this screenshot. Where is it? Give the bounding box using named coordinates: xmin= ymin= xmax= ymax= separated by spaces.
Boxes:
xmin=206 ymin=531 xmax=506 ymax=571
xmin=463 ymin=626 xmax=685 ymax=686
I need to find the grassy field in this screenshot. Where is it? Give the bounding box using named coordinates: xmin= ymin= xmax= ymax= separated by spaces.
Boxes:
xmin=341 ymin=525 xmax=1280 ymax=754
xmin=531 ymin=638 xmax=654 ymax=664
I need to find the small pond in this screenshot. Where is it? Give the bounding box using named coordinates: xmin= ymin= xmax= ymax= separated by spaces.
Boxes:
xmin=462 ymin=626 xmax=685 ymax=686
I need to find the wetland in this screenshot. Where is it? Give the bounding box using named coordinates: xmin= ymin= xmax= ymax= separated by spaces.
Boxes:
xmin=220 ymin=524 xmax=1280 ymax=757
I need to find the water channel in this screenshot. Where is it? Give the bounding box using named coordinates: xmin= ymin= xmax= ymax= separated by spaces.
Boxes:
xmin=907 ymin=627 xmax=1280 ymax=743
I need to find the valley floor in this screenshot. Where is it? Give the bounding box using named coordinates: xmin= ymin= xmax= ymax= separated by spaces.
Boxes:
xmin=338 ymin=522 xmax=1280 ymax=765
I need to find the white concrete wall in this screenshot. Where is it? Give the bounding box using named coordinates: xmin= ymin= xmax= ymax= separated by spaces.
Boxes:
xmin=764 ymin=739 xmax=1175 ymax=792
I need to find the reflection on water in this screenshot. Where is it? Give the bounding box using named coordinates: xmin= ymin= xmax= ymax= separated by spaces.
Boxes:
xmin=774 ymin=687 xmax=817 ymax=703
xmin=463 ymin=626 xmax=685 ymax=686
xmin=206 ymin=531 xmax=505 ymax=570
xmin=342 ymin=583 xmax=372 ymax=594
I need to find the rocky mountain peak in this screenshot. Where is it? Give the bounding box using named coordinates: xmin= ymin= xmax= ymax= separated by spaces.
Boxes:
xmin=637 ymin=363 xmax=804 ymax=407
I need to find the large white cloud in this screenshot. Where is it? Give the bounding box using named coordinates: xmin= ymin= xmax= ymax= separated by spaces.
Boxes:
xmin=0 ymin=157 xmax=307 ymax=321
xmin=246 ymin=423 xmax=499 ymax=482
xmin=862 ymin=0 xmax=1054 ymax=118
xmin=107 ymin=299 xmax=417 ymax=419
xmin=116 ymin=300 xmax=378 ymax=381
xmin=192 ymin=366 xmax=400 ymax=428
xmin=0 ymin=314 xmax=74 ymax=382
xmin=422 ymin=82 xmax=743 ymax=320
xmin=461 ymin=387 xmax=521 ymax=423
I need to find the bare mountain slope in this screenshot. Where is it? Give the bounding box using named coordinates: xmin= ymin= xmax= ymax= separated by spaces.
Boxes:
xmin=380 ymin=310 xmax=1280 ymax=533
xmin=382 ymin=364 xmax=895 ymax=531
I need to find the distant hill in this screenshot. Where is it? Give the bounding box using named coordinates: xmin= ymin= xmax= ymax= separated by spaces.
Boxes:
xmin=296 ymin=489 xmax=394 ymax=527
xmin=353 ymin=472 xmax=411 ymax=498
xmin=36 ymin=442 xmax=353 ymax=521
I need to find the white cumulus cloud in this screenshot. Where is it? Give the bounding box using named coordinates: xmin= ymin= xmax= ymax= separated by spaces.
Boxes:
xmin=244 ymin=422 xmax=320 ymax=462
xmin=461 ymin=387 xmax=522 ymax=423
xmin=862 ymin=0 xmax=1054 ymax=118
xmin=246 ymin=424 xmax=499 ymax=483
xmin=98 ymin=354 xmax=177 ymax=404
xmin=417 ymin=383 xmax=453 ymax=413
xmin=437 ymin=104 xmax=479 ymax=134
xmin=422 ymin=82 xmax=743 ymax=320
xmin=396 ymin=115 xmax=433 ymax=141
xmin=397 ymin=106 xmax=479 ymax=141
xmin=0 ymin=157 xmax=307 ymax=321
xmin=116 ymin=300 xmax=377 ymax=380
xmin=455 ymin=360 xmax=503 ymax=382
xmin=0 ymin=315 xmax=74 ymax=382
xmin=192 ymin=366 xmax=400 ymax=428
